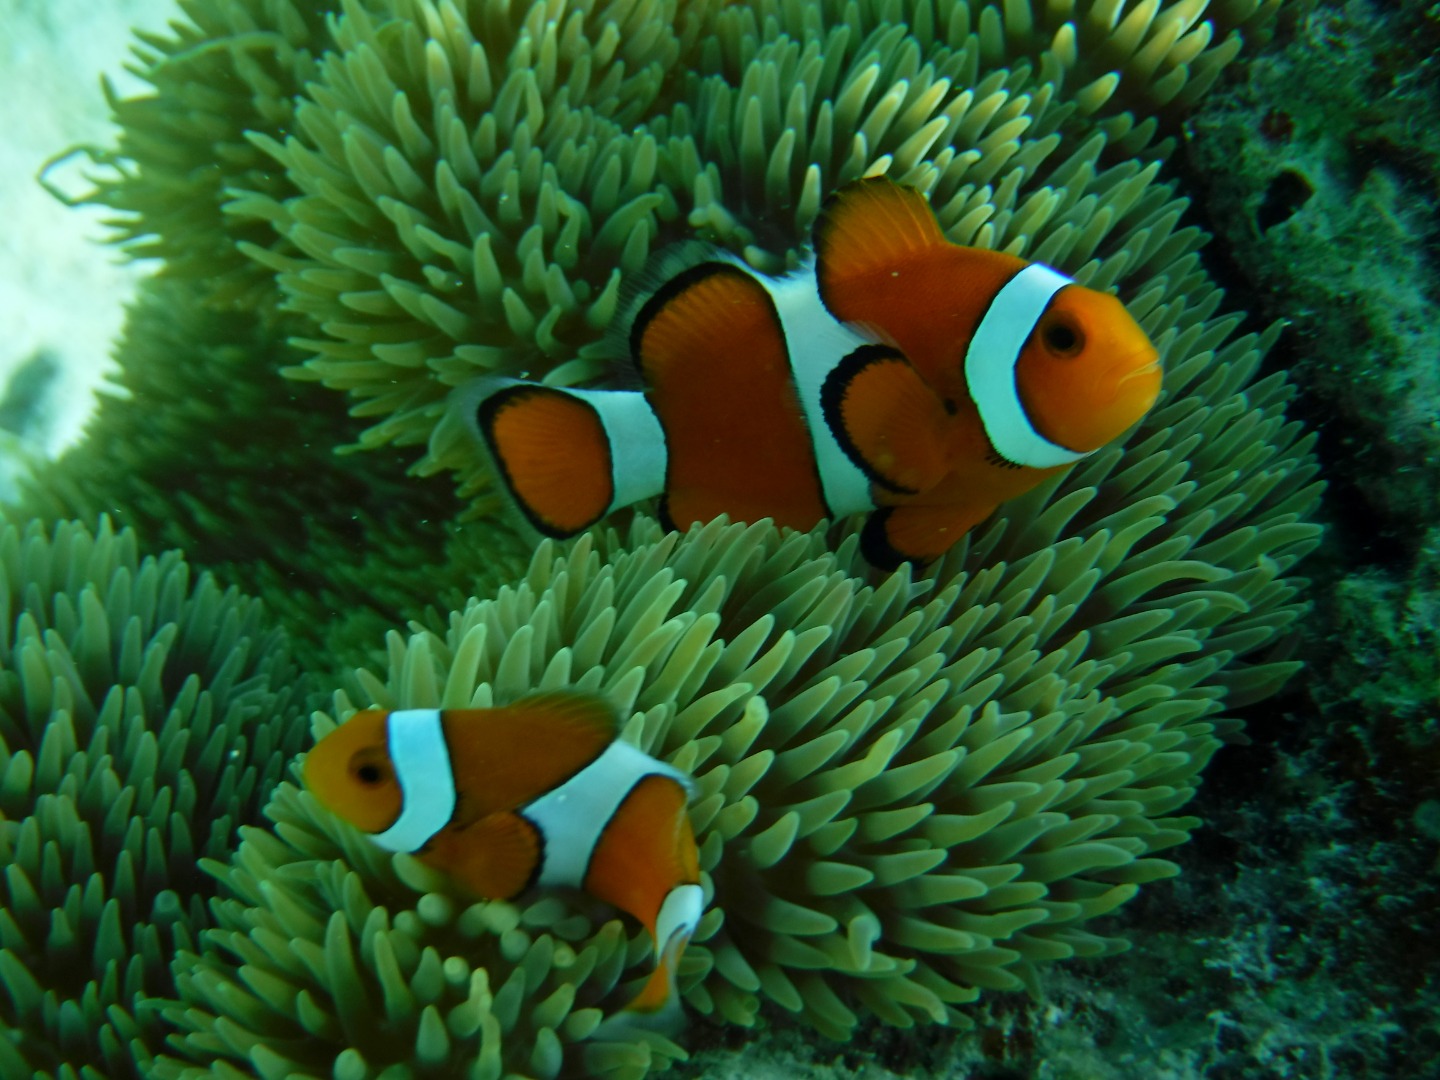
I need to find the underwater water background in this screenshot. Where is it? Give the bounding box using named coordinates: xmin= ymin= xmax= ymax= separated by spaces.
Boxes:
xmin=0 ymin=0 xmax=1437 ymax=1078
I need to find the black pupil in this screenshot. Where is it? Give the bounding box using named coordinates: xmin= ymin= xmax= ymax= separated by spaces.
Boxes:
xmin=1046 ymin=322 xmax=1078 ymax=352
xmin=356 ymin=763 xmax=383 ymax=785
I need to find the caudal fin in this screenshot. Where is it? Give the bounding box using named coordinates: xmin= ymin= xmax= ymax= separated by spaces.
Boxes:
xmin=624 ymin=882 xmax=704 ymax=1021
xmin=595 ymin=882 xmax=703 ymax=1040
xmin=453 ymin=378 xmax=667 ymax=538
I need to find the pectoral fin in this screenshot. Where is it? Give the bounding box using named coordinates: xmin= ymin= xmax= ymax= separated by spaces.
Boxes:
xmin=822 ymin=345 xmax=952 ymax=496
xmin=424 ymin=810 xmax=541 ymax=900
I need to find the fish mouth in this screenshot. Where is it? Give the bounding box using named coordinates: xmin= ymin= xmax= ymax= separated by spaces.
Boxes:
xmin=1097 ymin=352 xmax=1162 ymax=402
xmin=1118 ymin=358 xmax=1162 ymax=385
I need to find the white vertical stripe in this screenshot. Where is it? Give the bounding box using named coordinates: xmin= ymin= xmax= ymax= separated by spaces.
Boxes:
xmin=965 ymin=263 xmax=1091 ymax=469
xmin=564 ymin=388 xmax=669 ymax=512
xmin=373 ymin=709 xmax=457 ymax=853
xmin=523 ymin=740 xmax=691 ymax=888
xmin=762 ymin=265 xmax=877 ymax=518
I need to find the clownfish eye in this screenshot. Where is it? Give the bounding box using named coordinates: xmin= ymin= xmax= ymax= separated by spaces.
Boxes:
xmin=1039 ymin=313 xmax=1085 ymax=358
xmin=350 ymin=752 xmax=390 ymax=787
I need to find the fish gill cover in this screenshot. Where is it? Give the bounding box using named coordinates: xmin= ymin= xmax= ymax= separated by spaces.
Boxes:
xmin=0 ymin=1 xmax=1326 ymax=1078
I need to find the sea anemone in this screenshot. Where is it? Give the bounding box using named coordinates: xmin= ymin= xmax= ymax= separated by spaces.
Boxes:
xmin=159 ymin=342 xmax=1320 ymax=1063
xmin=0 ymin=518 xmax=310 ymax=1076
xmin=8 ymin=0 xmax=1323 ymax=1076
xmin=12 ymin=277 xmax=530 ymax=673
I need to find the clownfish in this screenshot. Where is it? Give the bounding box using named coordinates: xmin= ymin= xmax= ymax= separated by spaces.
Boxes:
xmin=457 ymin=176 xmax=1162 ymax=567
xmin=303 ymin=692 xmax=702 ymax=1021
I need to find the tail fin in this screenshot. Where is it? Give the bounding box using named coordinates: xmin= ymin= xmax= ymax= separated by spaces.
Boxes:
xmin=595 ymin=884 xmax=703 ymax=1040
xmin=451 ymin=378 xmax=667 ymax=538
xmin=621 ymin=882 xmax=704 ymax=1026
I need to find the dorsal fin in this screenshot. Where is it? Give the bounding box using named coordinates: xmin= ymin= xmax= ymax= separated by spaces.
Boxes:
xmin=813 ymin=177 xmax=948 ymax=286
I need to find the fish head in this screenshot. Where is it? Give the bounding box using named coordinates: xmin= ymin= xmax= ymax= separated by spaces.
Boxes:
xmin=302 ymin=710 xmax=406 ymax=834
xmin=1015 ymin=285 xmax=1162 ymax=453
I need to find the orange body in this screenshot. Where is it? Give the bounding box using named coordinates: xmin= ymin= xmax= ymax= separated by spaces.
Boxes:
xmin=465 ymin=178 xmax=1162 ymax=566
xmin=304 ymin=693 xmax=702 ymax=1019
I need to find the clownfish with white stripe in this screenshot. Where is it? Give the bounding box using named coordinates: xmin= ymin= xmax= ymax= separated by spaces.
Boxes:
xmin=303 ymin=692 xmax=702 ymax=1022
xmin=457 ymin=176 xmax=1162 ymax=568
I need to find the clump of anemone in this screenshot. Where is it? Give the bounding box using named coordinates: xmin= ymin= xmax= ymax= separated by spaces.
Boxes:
xmin=12 ymin=277 xmax=531 ymax=675
xmin=0 ymin=518 xmax=311 ymax=1076
xmin=668 ymin=0 xmax=1282 ymax=260
xmin=31 ymin=1 xmax=1324 ymax=1073
xmin=154 ymin=780 xmax=688 ymax=1080
xmin=234 ymin=0 xmax=718 ymax=489
xmin=178 ymin=283 xmax=1320 ymax=1057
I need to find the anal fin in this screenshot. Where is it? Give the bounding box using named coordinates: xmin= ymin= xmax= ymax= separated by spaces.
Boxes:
xmin=862 ymin=501 xmax=998 ymax=568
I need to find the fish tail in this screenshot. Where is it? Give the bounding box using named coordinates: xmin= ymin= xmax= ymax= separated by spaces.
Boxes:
xmin=451 ymin=377 xmax=666 ymax=538
xmin=626 ymin=881 xmax=704 ymax=1020
xmin=621 ymin=925 xmax=689 ymax=1023
xmin=592 ymin=880 xmax=703 ymax=1041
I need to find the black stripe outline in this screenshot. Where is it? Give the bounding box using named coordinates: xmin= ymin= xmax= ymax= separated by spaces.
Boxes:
xmin=577 ymin=772 xmax=684 ymax=892
xmin=860 ymin=508 xmax=910 ymax=571
xmin=499 ymin=690 xmax=622 ymax=895
xmin=628 ymin=260 xmax=736 ymax=528
xmin=629 ymin=261 xmax=741 ymax=376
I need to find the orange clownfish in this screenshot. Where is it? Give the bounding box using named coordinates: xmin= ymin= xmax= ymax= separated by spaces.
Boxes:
xmin=457 ymin=176 xmax=1162 ymax=568
xmin=303 ymin=692 xmax=702 ymax=1021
